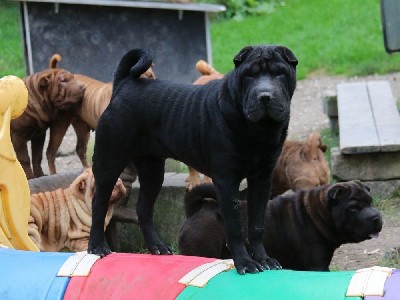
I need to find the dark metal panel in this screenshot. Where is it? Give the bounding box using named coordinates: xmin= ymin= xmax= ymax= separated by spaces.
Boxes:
xmin=381 ymin=0 xmax=400 ymax=53
xmin=20 ymin=1 xmax=215 ymax=83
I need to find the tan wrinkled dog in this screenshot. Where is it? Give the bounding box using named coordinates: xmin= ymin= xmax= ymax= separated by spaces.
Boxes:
xmin=28 ymin=168 xmax=126 ymax=252
xmin=186 ymin=60 xmax=224 ymax=190
xmin=11 ymin=62 xmax=85 ymax=179
xmin=45 ymin=54 xmax=156 ymax=175
xmin=271 ymin=132 xmax=330 ymax=197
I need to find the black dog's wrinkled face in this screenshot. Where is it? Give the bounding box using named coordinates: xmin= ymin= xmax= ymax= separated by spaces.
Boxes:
xmin=233 ymin=45 xmax=298 ymax=122
xmin=328 ymin=180 xmax=383 ymax=242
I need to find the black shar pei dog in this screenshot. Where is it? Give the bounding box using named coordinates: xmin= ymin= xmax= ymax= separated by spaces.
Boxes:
xmin=178 ymin=181 xmax=383 ymax=271
xmin=88 ymin=45 xmax=298 ymax=274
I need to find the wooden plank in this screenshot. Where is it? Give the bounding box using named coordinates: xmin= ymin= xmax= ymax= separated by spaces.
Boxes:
xmin=337 ymin=82 xmax=380 ymax=154
xmin=367 ymin=81 xmax=400 ymax=152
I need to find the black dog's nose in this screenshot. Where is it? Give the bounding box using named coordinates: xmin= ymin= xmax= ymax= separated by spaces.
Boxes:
xmin=370 ymin=214 xmax=383 ymax=228
xmin=258 ymin=92 xmax=272 ymax=104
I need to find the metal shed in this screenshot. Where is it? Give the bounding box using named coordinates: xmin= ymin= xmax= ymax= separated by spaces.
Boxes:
xmin=16 ymin=0 xmax=225 ymax=82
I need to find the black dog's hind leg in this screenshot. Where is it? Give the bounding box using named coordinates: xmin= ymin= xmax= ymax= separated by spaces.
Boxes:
xmin=89 ymin=157 xmax=129 ymax=257
xmin=247 ymin=174 xmax=281 ymax=270
xmin=135 ymin=157 xmax=172 ymax=255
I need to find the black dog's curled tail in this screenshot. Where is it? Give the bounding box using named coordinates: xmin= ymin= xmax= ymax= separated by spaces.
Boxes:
xmin=113 ymin=49 xmax=154 ymax=85
xmin=184 ymin=184 xmax=218 ymax=218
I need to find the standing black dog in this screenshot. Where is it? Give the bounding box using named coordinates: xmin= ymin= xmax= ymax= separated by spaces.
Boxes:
xmin=88 ymin=46 xmax=298 ymax=274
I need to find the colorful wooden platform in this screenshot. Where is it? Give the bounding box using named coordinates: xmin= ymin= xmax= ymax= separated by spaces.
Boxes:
xmin=0 ymin=247 xmax=399 ymax=300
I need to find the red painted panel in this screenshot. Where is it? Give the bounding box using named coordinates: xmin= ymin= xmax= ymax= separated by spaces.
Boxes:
xmin=64 ymin=253 xmax=216 ymax=300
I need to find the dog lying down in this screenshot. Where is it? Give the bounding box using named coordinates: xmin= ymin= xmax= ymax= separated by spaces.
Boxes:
xmin=178 ymin=181 xmax=383 ymax=271
xmin=28 ymin=168 xmax=126 ymax=252
xmin=89 ymin=46 xmax=298 ymax=274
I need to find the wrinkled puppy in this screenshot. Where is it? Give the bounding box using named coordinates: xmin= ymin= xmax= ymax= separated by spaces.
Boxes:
xmin=11 ymin=66 xmax=85 ymax=179
xmin=89 ymin=46 xmax=298 ymax=274
xmin=271 ymin=132 xmax=330 ymax=197
xmin=178 ymin=181 xmax=383 ymax=271
xmin=28 ymin=168 xmax=126 ymax=252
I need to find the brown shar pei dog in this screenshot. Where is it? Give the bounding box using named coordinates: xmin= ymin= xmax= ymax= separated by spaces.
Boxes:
xmin=270 ymin=131 xmax=330 ymax=197
xmin=28 ymin=168 xmax=126 ymax=252
xmin=178 ymin=181 xmax=383 ymax=271
xmin=45 ymin=54 xmax=156 ymax=176
xmin=10 ymin=63 xmax=85 ymax=179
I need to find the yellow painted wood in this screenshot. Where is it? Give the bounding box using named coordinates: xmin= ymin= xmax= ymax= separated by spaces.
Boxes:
xmin=0 ymin=75 xmax=39 ymax=251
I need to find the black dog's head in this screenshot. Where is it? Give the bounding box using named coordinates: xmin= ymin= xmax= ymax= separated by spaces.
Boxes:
xmin=232 ymin=45 xmax=298 ymax=123
xmin=328 ymin=180 xmax=383 ymax=243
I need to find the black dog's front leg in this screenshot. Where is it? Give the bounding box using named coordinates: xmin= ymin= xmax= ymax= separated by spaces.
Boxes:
xmin=214 ymin=177 xmax=264 ymax=275
xmin=247 ymin=174 xmax=281 ymax=270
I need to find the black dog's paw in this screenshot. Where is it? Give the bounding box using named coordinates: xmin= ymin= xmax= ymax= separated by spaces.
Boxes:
xmin=88 ymin=241 xmax=112 ymax=258
xmin=262 ymin=256 xmax=282 ymax=270
xmin=234 ymin=256 xmax=265 ymax=275
xmin=148 ymin=244 xmax=173 ymax=255
xmin=250 ymin=243 xmax=282 ymax=270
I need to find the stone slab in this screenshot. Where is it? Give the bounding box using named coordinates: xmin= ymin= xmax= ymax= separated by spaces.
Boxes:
xmin=330 ymin=147 xmax=400 ymax=181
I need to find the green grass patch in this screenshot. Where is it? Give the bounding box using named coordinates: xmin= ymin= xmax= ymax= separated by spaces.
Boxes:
xmin=0 ymin=2 xmax=25 ymax=78
xmin=210 ymin=0 xmax=400 ymax=79
xmin=381 ymin=247 xmax=400 ymax=269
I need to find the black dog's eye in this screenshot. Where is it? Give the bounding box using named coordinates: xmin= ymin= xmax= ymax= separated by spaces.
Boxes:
xmin=270 ymin=63 xmax=287 ymax=77
xmin=348 ymin=204 xmax=360 ymax=213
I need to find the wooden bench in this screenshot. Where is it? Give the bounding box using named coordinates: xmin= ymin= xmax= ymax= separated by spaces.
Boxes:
xmin=337 ymin=80 xmax=400 ymax=154
xmin=326 ymin=81 xmax=400 ymax=193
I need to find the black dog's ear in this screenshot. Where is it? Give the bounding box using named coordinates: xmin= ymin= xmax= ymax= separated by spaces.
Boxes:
xmin=353 ymin=180 xmax=370 ymax=192
xmin=233 ymin=46 xmax=254 ymax=68
xmin=276 ymin=46 xmax=298 ymax=67
xmin=328 ymin=184 xmax=351 ymax=206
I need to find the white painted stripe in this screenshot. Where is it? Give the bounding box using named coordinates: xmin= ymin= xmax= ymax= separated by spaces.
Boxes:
xmin=346 ymin=266 xmax=394 ymax=297
xmin=179 ymin=259 xmax=234 ymax=287
xmin=57 ymin=251 xmax=100 ymax=277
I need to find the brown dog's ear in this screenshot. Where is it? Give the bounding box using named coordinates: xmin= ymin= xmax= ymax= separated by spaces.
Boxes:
xmin=38 ymin=73 xmax=52 ymax=91
xmin=233 ymin=46 xmax=254 ymax=68
xmin=328 ymin=183 xmax=351 ymax=206
xmin=276 ymin=46 xmax=298 ymax=67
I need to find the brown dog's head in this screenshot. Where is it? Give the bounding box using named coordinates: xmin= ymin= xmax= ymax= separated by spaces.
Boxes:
xmin=35 ymin=69 xmax=85 ymax=110
xmin=70 ymin=168 xmax=126 ymax=209
xmin=327 ymin=180 xmax=383 ymax=243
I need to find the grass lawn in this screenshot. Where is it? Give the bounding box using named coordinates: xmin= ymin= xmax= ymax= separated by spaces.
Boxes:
xmin=210 ymin=0 xmax=400 ymax=79
xmin=0 ymin=2 xmax=25 ymax=78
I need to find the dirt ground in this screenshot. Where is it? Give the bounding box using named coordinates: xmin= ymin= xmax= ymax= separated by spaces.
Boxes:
xmin=44 ymin=71 xmax=400 ymax=270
